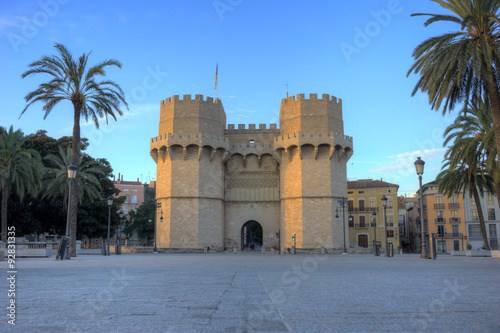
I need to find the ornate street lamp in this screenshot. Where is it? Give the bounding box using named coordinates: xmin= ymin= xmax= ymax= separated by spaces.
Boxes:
xmin=382 ymin=195 xmax=389 ymax=257
xmin=107 ymin=195 xmax=113 ymax=256
xmin=372 ymin=211 xmax=379 ymax=256
xmin=56 ymin=164 xmax=77 ymax=260
xmin=414 ymin=157 xmax=427 ymax=258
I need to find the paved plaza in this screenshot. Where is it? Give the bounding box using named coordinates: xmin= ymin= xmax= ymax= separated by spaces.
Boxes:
xmin=1 ymin=253 xmax=500 ymax=332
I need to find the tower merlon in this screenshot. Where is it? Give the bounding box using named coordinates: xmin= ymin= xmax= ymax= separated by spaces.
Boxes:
xmin=160 ymin=94 xmax=220 ymax=105
xmin=280 ymin=93 xmax=342 ymax=106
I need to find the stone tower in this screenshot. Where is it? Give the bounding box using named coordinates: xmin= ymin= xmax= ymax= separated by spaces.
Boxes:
xmin=150 ymin=95 xmax=229 ymax=250
xmin=275 ymin=94 xmax=353 ymax=249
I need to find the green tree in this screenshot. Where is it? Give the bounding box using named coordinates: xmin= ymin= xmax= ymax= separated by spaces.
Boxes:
xmin=408 ymin=0 xmax=500 ymax=177
xmin=21 ymin=43 xmax=127 ymax=256
xmin=43 ymin=147 xmax=105 ymax=208
xmin=123 ymin=203 xmax=155 ymax=245
xmin=0 ymin=126 xmax=44 ymax=242
xmin=443 ymin=95 xmax=500 ymax=206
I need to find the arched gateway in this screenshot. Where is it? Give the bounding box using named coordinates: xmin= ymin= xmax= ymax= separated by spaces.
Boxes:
xmin=241 ymin=221 xmax=263 ymax=250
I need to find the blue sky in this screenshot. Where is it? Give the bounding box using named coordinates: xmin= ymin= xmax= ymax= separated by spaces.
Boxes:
xmin=1 ymin=0 xmax=458 ymax=196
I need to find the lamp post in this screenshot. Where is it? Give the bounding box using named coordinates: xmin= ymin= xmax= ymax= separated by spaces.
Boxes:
xmin=382 ymin=195 xmax=389 ymax=257
xmin=153 ymin=201 xmax=162 ymax=253
xmin=107 ymin=195 xmax=113 ymax=256
xmin=338 ymin=198 xmax=349 ymax=254
xmin=414 ymin=157 xmax=427 ymax=258
xmin=372 ymin=211 xmax=379 ymax=256
xmin=57 ymin=164 xmax=78 ymax=260
xmin=117 ymin=210 xmax=123 ymax=255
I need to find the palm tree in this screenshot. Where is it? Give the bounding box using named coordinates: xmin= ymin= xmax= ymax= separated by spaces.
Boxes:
xmin=43 ymin=147 xmax=105 ymax=209
xmin=437 ymin=157 xmax=494 ymax=249
xmin=443 ymin=95 xmax=500 ymax=206
xmin=20 ymin=43 xmax=127 ymax=256
xmin=407 ymin=0 xmax=500 ymax=178
xmin=0 ymin=126 xmax=44 ymax=243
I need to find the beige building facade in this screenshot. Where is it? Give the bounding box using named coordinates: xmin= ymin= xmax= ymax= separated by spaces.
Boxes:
xmin=150 ymin=93 xmax=353 ymax=252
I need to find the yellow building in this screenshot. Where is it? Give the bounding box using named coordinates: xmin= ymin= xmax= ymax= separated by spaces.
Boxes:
xmin=421 ymin=181 xmax=466 ymax=252
xmin=347 ymin=179 xmax=400 ymax=251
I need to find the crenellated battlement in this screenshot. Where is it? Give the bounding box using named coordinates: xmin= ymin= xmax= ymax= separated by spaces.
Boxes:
xmin=150 ymin=132 xmax=230 ymax=153
xmin=225 ymin=123 xmax=280 ymax=134
xmin=161 ymin=94 xmax=221 ymax=105
xmin=280 ymin=93 xmax=342 ymax=106
xmin=274 ymin=131 xmax=353 ymax=153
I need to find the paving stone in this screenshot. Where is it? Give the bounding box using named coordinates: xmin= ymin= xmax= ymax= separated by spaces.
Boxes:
xmin=0 ymin=253 xmax=499 ymax=332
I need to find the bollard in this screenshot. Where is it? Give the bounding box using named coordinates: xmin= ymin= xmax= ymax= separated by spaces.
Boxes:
xmin=101 ymin=241 xmax=107 ymax=256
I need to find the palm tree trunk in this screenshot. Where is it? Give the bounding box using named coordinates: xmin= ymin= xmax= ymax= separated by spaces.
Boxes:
xmin=471 ymin=182 xmax=489 ymax=250
xmin=1 ymin=181 xmax=8 ymax=243
xmin=69 ymin=105 xmax=81 ymax=257
xmin=487 ymin=79 xmax=500 ymax=199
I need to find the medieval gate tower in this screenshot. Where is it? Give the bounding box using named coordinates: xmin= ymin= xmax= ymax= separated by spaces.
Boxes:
xmin=150 ymin=93 xmax=353 ymax=252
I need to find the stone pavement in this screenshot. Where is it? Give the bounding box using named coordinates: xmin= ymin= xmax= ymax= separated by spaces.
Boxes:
xmin=1 ymin=253 xmax=499 ymax=333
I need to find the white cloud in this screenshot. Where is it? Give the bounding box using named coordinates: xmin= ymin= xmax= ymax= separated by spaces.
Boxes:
xmin=369 ymin=148 xmax=446 ymax=174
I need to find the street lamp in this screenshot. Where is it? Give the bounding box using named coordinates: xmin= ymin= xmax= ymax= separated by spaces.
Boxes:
xmin=153 ymin=201 xmax=162 ymax=253
xmin=382 ymin=195 xmax=389 ymax=257
xmin=372 ymin=211 xmax=379 ymax=256
xmin=338 ymin=198 xmax=349 ymax=254
xmin=56 ymin=164 xmax=77 ymax=260
xmin=414 ymin=156 xmax=427 ymax=258
xmin=117 ymin=210 xmax=123 ymax=255
xmin=107 ymin=195 xmax=113 ymax=256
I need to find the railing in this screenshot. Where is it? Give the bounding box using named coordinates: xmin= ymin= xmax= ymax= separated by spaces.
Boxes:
xmin=448 ymin=203 xmax=460 ymax=208
xmin=435 ymin=218 xmax=446 ymax=223
xmin=434 ymin=203 xmax=445 ymax=209
xmin=449 ymin=218 xmax=461 ymax=223
xmin=436 ymin=233 xmax=463 ymax=238
xmin=348 ymin=207 xmax=379 ymax=213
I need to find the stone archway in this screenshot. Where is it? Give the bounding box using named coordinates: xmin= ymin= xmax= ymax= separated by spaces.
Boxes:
xmin=241 ymin=221 xmax=263 ymax=250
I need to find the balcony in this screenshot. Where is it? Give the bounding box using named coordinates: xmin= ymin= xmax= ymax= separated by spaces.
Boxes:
xmin=435 ymin=218 xmax=446 ymax=223
xmin=436 ymin=233 xmax=463 ymax=239
xmin=449 ymin=217 xmax=461 ymax=223
xmin=448 ymin=203 xmax=460 ymax=208
xmin=434 ymin=203 xmax=445 ymax=209
xmin=348 ymin=207 xmax=379 ymax=213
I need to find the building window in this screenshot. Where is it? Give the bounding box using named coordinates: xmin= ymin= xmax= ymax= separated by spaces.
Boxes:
xmin=450 ymin=194 xmax=457 ymax=204
xmin=487 ymin=193 xmax=494 ymax=206
xmin=437 ymin=225 xmax=445 ymax=236
xmin=369 ymin=199 xmax=376 ymax=210
xmin=450 ymin=210 xmax=459 ymax=222
xmin=468 ymin=224 xmax=481 ymax=237
xmin=452 ymin=225 xmax=459 ymax=237
xmin=470 ymin=209 xmax=478 ymax=221
xmin=388 ymin=198 xmax=393 ymax=209
xmin=387 ymin=215 xmax=394 ymax=227
xmin=470 ymin=195 xmax=476 ymax=206
xmin=387 ymin=230 xmax=394 ymax=237
xmin=131 ymin=195 xmax=138 ymax=204
xmin=124 ymin=195 xmax=129 ymax=204
xmin=131 ymin=204 xmax=137 ymax=212
xmin=249 ymin=140 xmax=255 ymax=144
xmin=358 ymin=199 xmax=365 ymax=211
xmin=359 ymin=215 xmax=366 ymax=227
xmin=488 ymin=209 xmax=496 ymax=221
xmin=436 ymin=210 xmax=444 ymax=222
xmin=435 ymin=196 xmax=444 ymax=208
xmin=453 ymin=240 xmax=460 ymax=251
xmin=358 ymin=190 xmax=364 ymax=194
xmin=123 ymin=189 xmax=130 ymax=191
xmin=348 ymin=191 xmax=353 ymax=194
xmin=132 ymin=189 xmax=138 ymax=192
xmin=348 ymin=201 xmax=354 ymax=211
xmin=122 ymin=205 xmax=128 ymax=214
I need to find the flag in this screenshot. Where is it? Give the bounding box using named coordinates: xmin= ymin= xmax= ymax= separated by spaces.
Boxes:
xmin=215 ymin=63 xmax=218 ymax=90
